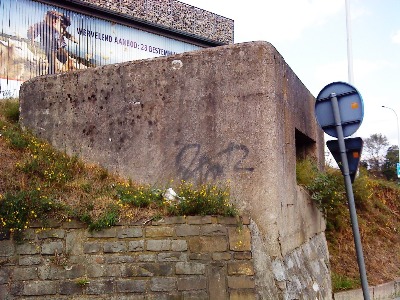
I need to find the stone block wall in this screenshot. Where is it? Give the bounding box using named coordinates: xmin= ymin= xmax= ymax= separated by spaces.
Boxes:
xmin=0 ymin=216 xmax=257 ymax=299
xmin=65 ymin=0 xmax=234 ymax=44
xmin=0 ymin=216 xmax=331 ymax=299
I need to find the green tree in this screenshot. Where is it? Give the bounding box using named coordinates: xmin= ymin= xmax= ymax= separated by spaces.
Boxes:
xmin=362 ymin=133 xmax=389 ymax=176
xmin=381 ymin=145 xmax=399 ymax=181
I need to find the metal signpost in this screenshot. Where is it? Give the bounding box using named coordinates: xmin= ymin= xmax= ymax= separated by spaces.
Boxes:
xmin=315 ymin=82 xmax=370 ymax=300
xmin=397 ymin=162 xmax=400 ymax=179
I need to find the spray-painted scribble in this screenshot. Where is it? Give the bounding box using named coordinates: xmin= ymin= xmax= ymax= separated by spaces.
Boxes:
xmin=176 ymin=142 xmax=255 ymax=182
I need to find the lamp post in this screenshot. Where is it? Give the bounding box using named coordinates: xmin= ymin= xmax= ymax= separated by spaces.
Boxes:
xmin=382 ymin=105 xmax=400 ymax=178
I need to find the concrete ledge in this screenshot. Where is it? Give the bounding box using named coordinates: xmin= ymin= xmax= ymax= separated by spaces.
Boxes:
xmin=334 ymin=278 xmax=400 ymax=300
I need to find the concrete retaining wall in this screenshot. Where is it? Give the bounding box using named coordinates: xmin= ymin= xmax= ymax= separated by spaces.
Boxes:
xmin=334 ymin=279 xmax=400 ymax=300
xmin=19 ymin=41 xmax=329 ymax=298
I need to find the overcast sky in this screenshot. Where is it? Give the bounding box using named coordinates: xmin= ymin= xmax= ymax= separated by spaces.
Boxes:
xmin=181 ymin=0 xmax=400 ymax=148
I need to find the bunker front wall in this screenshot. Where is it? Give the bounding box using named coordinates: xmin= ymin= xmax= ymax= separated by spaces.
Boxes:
xmin=20 ymin=41 xmax=325 ymax=259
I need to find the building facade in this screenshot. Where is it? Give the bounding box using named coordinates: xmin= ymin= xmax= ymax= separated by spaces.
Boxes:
xmin=0 ymin=0 xmax=234 ymax=98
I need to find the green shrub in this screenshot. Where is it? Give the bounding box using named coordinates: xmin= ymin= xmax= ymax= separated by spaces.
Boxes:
xmin=170 ymin=181 xmax=237 ymax=217
xmin=116 ymin=183 xmax=161 ymax=208
xmin=297 ymin=160 xmax=349 ymax=231
xmin=1 ymin=99 xmax=20 ymax=123
xmin=0 ymin=189 xmax=57 ymax=232
xmin=0 ymin=124 xmax=30 ymax=149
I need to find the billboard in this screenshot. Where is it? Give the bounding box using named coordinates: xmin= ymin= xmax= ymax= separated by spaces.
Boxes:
xmin=0 ymin=0 xmax=202 ymax=98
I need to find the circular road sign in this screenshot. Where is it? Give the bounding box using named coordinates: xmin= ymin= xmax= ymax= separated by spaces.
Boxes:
xmin=315 ymin=82 xmax=364 ymax=138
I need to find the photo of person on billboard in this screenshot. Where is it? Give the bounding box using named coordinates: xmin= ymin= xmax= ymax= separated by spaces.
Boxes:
xmin=27 ymin=10 xmax=78 ymax=74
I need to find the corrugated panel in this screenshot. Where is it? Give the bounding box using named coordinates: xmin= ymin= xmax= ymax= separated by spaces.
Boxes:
xmin=0 ymin=0 xmax=201 ymax=98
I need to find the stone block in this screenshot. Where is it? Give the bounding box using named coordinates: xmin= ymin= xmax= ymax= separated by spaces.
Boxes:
xmin=18 ymin=255 xmax=42 ymax=266
xmin=117 ymin=227 xmax=143 ymax=238
xmin=84 ymin=242 xmax=102 ymax=253
xmin=0 ymin=267 xmax=10 ymax=284
xmin=88 ymin=227 xmax=117 ymax=238
xmin=87 ymin=263 xmax=106 ymax=277
xmin=228 ymin=227 xmax=251 ymax=251
xmin=182 ymin=290 xmax=209 ymax=300
xmin=146 ymin=292 xmax=182 ymax=300
xmin=171 ymin=240 xmax=188 ymax=251
xmin=66 ymin=230 xmax=86 ymax=255
xmin=227 ymin=276 xmax=255 ymax=289
xmin=212 ymin=252 xmax=231 ymax=261
xmin=86 ymin=279 xmax=114 ymax=294
xmin=230 ymin=290 xmax=257 ymax=300
xmin=16 ymin=243 xmax=39 ymax=255
xmin=104 ymin=264 xmax=123 ymax=277
xmin=177 ymin=276 xmax=206 ymax=291
xmin=146 ymin=226 xmax=174 ymax=237
xmin=241 ymin=216 xmax=251 ymax=225
xmin=138 ymin=254 xmax=157 ymax=262
xmin=111 ymin=295 xmax=146 ymax=300
xmin=156 ymin=216 xmax=186 ymax=225
xmin=12 ymin=267 xmax=38 ymax=281
xmin=103 ymin=241 xmax=127 ymax=253
xmin=10 ymin=281 xmax=23 ymax=296
xmin=201 ymin=224 xmax=227 ymax=235
xmin=228 ymin=261 xmax=254 ymax=276
xmin=104 ymin=255 xmax=136 ymax=264
xmin=217 ymin=217 xmax=238 ymax=225
xmin=121 ymin=264 xmax=153 ymax=277
xmin=116 ymin=279 xmax=147 ymax=293
xmin=176 ymin=262 xmax=205 ymax=275
xmin=147 ymin=239 xmax=171 ymax=251
xmin=62 ymin=219 xmax=86 ymax=229
xmin=187 ymin=216 xmax=213 ymax=225
xmin=189 ymin=253 xmax=212 ymax=260
xmin=41 ymin=241 xmax=64 ymax=255
xmin=176 ymin=224 xmax=200 ymax=236
xmin=65 ymin=264 xmax=86 ymax=279
xmin=158 ymin=252 xmax=187 ymax=262
xmin=150 ymin=277 xmax=176 ymax=292
xmin=128 ymin=240 xmax=145 ymax=252
xmin=22 ymin=280 xmax=57 ymax=295
xmin=143 ymin=263 xmax=174 ymax=276
xmin=21 ymin=229 xmax=36 ymax=240
xmin=0 ymin=284 xmax=9 ymax=298
xmin=233 ymin=252 xmax=252 ymax=260
xmin=37 ymin=229 xmax=66 ymax=239
xmin=188 ymin=236 xmax=227 ymax=253
xmin=59 ymin=280 xmax=85 ymax=295
xmin=208 ymin=264 xmax=227 ymax=299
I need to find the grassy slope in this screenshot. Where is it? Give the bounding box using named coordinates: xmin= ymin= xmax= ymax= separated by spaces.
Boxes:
xmin=327 ymin=179 xmax=400 ymax=289
xmin=0 ymin=100 xmax=235 ymax=234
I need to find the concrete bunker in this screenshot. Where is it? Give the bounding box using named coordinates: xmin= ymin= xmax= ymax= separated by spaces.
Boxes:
xmin=20 ymin=41 xmax=330 ymax=299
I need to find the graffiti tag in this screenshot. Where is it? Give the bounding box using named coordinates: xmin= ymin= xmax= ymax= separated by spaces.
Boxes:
xmin=176 ymin=142 xmax=255 ymax=182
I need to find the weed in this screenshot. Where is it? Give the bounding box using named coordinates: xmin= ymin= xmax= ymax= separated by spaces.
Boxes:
xmin=87 ymin=204 xmax=119 ymax=231
xmin=331 ymin=272 xmax=360 ymax=291
xmin=75 ymin=277 xmax=90 ymax=287
xmin=51 ymin=249 xmax=68 ymax=267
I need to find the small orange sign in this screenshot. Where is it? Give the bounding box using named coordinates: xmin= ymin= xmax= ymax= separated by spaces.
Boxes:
xmin=351 ymin=102 xmax=359 ymax=109
xmin=353 ymin=151 xmax=360 ymax=158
